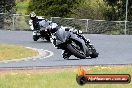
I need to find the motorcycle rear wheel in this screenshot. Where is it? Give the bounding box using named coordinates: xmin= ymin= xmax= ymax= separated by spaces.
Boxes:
xmin=45 ymin=36 xmax=51 ymax=42
xmin=33 ymin=35 xmax=39 ymax=41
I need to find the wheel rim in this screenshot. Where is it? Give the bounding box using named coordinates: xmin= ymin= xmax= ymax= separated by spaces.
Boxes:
xmin=71 ymin=41 xmax=85 ymax=55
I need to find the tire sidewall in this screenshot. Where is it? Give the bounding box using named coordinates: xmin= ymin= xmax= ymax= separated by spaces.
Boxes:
xmin=67 ymin=43 xmax=86 ymax=59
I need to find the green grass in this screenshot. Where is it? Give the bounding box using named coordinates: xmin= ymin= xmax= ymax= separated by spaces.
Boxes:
xmin=0 ymin=65 xmax=132 ymax=88
xmin=0 ymin=44 xmax=38 ymax=60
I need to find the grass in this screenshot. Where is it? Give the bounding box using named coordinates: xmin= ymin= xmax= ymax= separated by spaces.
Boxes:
xmin=0 ymin=65 xmax=131 ymax=88
xmin=0 ymin=44 xmax=38 ymax=60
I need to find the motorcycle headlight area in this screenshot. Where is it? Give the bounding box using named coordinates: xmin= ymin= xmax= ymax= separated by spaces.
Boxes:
xmin=33 ymin=31 xmax=40 ymax=35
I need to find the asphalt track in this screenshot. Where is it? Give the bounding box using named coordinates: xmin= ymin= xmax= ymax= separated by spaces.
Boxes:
xmin=0 ymin=30 xmax=132 ymax=68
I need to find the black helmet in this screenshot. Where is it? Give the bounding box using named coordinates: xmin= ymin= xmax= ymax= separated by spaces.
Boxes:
xmin=29 ymin=12 xmax=37 ymax=20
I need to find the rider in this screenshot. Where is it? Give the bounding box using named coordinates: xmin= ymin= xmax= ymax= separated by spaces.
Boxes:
xmin=51 ymin=26 xmax=90 ymax=59
xmin=64 ymin=28 xmax=90 ymax=59
xmin=29 ymin=12 xmax=51 ymax=31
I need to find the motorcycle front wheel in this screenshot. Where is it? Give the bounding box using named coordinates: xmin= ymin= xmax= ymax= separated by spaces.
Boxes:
xmin=67 ymin=40 xmax=86 ymax=59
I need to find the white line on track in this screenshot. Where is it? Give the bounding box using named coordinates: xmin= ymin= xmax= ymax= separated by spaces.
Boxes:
xmin=0 ymin=47 xmax=54 ymax=63
xmin=43 ymin=50 xmax=54 ymax=59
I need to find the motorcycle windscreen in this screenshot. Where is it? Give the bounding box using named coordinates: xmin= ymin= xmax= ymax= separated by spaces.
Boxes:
xmin=55 ymin=28 xmax=71 ymax=45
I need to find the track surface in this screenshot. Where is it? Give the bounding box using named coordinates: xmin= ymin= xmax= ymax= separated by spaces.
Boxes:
xmin=0 ymin=30 xmax=132 ymax=68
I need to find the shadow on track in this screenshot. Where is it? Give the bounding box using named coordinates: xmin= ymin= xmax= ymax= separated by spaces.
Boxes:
xmin=67 ymin=57 xmax=95 ymax=60
xmin=33 ymin=40 xmax=51 ymax=43
xmin=52 ymin=57 xmax=96 ymax=61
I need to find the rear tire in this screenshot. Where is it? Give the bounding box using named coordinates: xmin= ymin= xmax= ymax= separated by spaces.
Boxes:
xmin=67 ymin=43 xmax=86 ymax=59
xmin=45 ymin=36 xmax=51 ymax=42
xmin=33 ymin=35 xmax=39 ymax=41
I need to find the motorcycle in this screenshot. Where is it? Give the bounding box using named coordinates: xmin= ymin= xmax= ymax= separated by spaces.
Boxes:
xmin=32 ymin=28 xmax=51 ymax=41
xmin=52 ymin=27 xmax=99 ymax=59
xmin=29 ymin=17 xmax=52 ymax=41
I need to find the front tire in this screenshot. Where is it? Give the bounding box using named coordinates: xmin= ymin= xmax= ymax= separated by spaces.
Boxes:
xmin=67 ymin=41 xmax=86 ymax=59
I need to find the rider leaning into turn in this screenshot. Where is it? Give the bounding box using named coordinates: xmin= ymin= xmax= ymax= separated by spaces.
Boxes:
xmin=29 ymin=12 xmax=51 ymax=31
xmin=60 ymin=27 xmax=91 ymax=59
xmin=29 ymin=12 xmax=90 ymax=59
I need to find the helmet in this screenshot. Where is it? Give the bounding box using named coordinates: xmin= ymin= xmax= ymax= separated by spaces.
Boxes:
xmin=29 ymin=12 xmax=36 ymax=20
xmin=50 ymin=23 xmax=59 ymax=33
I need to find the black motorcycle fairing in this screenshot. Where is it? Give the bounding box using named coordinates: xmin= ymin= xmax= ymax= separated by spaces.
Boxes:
xmin=52 ymin=26 xmax=99 ymax=59
xmin=69 ymin=33 xmax=88 ymax=55
xmin=55 ymin=28 xmax=71 ymax=45
xmin=54 ymin=28 xmax=88 ymax=55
